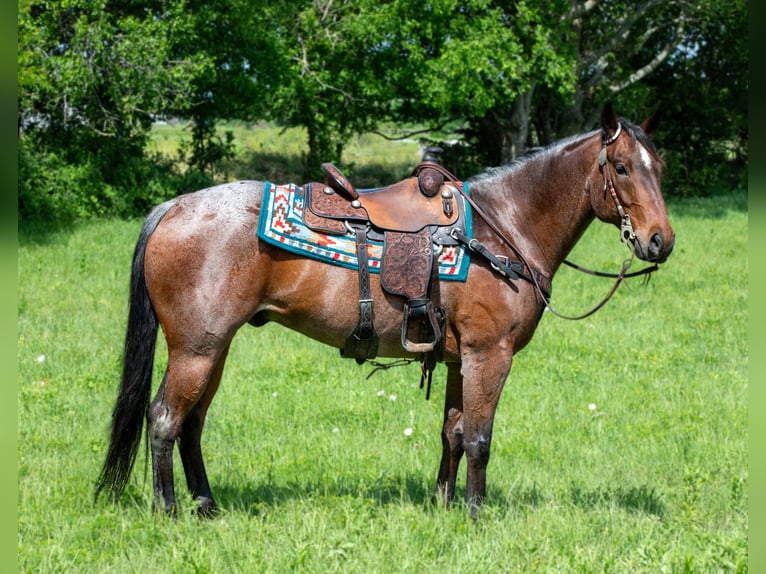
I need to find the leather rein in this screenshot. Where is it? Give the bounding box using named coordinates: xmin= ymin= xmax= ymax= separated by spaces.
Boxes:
xmin=441 ymin=123 xmax=659 ymax=321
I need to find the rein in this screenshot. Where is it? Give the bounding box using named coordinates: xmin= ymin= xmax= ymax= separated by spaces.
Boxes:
xmin=450 ymin=124 xmax=659 ymax=321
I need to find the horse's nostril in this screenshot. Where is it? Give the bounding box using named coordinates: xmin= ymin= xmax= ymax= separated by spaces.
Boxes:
xmin=649 ymin=233 xmax=664 ymax=256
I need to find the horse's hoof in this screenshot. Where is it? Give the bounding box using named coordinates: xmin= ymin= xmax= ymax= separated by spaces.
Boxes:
xmin=195 ymin=497 xmax=219 ymax=519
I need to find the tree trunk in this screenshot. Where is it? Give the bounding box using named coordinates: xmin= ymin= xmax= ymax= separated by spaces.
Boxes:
xmin=506 ymin=86 xmax=535 ymax=161
xmin=471 ymin=85 xmax=536 ymax=168
xmin=304 ymin=121 xmax=342 ymax=180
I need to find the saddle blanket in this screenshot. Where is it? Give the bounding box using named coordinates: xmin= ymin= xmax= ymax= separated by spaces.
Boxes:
xmin=257 ymin=182 xmax=472 ymax=281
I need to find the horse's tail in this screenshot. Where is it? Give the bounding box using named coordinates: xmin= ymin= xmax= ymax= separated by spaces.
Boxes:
xmin=95 ymin=201 xmax=174 ymax=502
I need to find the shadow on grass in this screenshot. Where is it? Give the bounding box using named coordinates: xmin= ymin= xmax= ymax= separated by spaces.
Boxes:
xmin=209 ymin=473 xmax=664 ymax=519
xmin=568 ymin=483 xmax=665 ymax=517
xmin=213 ymin=473 xmax=434 ymax=515
xmin=492 ymin=482 xmax=664 ymax=517
xmin=107 ymin=470 xmax=664 ymax=519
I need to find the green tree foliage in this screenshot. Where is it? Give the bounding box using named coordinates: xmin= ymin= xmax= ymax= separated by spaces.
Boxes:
xmin=541 ymin=0 xmax=747 ymax=196
xmin=367 ymin=0 xmax=745 ymax=192
xmin=18 ymin=0 xmax=213 ymax=219
xmin=260 ymin=1 xmax=390 ymax=178
xmin=169 ymin=0 xmax=285 ymax=176
xmin=534 ymin=0 xmax=691 ymax=139
xmin=18 ymin=0 xmax=747 ymax=221
xmin=362 ymin=0 xmax=577 ymax=167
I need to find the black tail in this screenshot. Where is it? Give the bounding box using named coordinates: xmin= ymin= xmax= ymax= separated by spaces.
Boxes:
xmin=95 ymin=202 xmax=174 ymax=502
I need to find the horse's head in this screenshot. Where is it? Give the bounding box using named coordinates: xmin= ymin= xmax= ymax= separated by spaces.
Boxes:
xmin=592 ymin=104 xmax=675 ymax=263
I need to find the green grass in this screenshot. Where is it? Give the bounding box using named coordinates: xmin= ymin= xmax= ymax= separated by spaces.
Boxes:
xmin=18 ymin=181 xmax=746 ymax=571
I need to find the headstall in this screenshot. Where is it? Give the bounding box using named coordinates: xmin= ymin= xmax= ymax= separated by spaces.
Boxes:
xmin=599 ymin=123 xmax=636 ymax=250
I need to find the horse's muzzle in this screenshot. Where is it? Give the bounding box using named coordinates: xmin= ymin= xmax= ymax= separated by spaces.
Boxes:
xmin=638 ymin=232 xmax=674 ymax=263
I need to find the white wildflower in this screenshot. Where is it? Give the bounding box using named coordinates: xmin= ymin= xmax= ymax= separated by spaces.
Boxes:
xmin=404 ymin=427 xmax=413 ymax=436
xmin=588 ymin=403 xmax=604 ymax=417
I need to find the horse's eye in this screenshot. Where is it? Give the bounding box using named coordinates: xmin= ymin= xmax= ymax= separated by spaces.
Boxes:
xmin=615 ymin=163 xmax=628 ymax=176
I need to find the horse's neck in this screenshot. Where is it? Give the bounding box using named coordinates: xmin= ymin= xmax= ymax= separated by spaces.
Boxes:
xmin=471 ymin=136 xmax=599 ymax=276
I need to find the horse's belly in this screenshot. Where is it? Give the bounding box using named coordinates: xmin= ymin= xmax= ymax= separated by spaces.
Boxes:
xmin=253 ymin=252 xmax=419 ymax=358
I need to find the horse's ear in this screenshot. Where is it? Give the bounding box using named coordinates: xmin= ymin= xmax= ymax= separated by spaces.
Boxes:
xmin=600 ymin=103 xmax=619 ymax=136
xmin=640 ymin=109 xmax=661 ymax=138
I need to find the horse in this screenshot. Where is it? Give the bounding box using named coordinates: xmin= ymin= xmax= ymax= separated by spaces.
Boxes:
xmin=95 ymin=104 xmax=674 ymax=517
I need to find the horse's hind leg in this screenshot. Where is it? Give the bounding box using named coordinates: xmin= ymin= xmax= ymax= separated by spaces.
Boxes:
xmin=147 ymin=346 xmax=228 ymax=516
xmin=178 ymin=345 xmax=230 ymax=517
xmin=434 ymin=363 xmax=464 ymax=505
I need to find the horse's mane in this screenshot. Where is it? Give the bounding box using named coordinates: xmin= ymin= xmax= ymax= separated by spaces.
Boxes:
xmin=467 ymin=118 xmax=657 ymax=184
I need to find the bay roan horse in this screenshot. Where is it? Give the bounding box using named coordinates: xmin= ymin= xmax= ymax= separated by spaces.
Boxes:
xmin=95 ymin=104 xmax=674 ymax=516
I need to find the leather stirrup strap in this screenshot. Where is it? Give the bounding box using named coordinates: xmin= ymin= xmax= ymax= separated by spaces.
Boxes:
xmin=342 ymin=225 xmax=379 ymax=363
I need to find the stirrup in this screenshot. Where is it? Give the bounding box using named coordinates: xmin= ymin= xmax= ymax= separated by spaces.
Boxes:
xmin=401 ymin=299 xmax=442 ymax=354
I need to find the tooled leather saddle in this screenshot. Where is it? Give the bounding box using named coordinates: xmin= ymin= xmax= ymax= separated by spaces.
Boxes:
xmin=301 ymin=154 xmax=467 ymax=380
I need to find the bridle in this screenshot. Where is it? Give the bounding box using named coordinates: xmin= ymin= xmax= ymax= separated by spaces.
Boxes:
xmin=599 ymin=122 xmax=636 ymax=249
xmin=453 ymin=122 xmax=659 ymax=321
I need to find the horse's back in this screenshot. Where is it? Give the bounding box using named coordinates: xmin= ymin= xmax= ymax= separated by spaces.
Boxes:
xmin=141 ymin=180 xmax=374 ymax=352
xmin=157 ymin=180 xmax=265 ymax=228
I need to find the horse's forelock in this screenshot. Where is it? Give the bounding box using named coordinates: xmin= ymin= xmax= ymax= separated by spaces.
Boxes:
xmin=619 ymin=117 xmax=660 ymax=159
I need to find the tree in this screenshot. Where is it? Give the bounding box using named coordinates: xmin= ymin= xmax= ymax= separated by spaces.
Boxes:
xmin=260 ymin=1 xmax=389 ymax=178
xmin=369 ymin=0 xmax=744 ymax=186
xmin=364 ymin=0 xmax=577 ymax=167
xmin=535 ymin=0 xmax=690 ymax=140
xmin=18 ymin=0 xmax=213 ymax=218
xmin=19 ymin=0 xmax=211 ymax=143
xmin=637 ymin=0 xmax=747 ymax=194
xmin=167 ymin=0 xmax=286 ymax=177
xmin=18 ymin=0 xmax=746 ymax=221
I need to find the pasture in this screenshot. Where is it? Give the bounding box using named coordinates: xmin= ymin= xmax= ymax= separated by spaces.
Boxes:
xmin=18 ymin=135 xmax=746 ymax=570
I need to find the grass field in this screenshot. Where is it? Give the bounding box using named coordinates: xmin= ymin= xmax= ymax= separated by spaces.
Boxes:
xmin=18 ymin=130 xmax=747 ymax=572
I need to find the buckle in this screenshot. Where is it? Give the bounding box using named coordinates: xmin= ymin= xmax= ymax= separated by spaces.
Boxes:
xmin=491 ymin=255 xmax=509 ymax=275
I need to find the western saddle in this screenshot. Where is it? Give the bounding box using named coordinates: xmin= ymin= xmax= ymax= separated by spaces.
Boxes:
xmin=301 ymin=149 xmax=466 ymax=387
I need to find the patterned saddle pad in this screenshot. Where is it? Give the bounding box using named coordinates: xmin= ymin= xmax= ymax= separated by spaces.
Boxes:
xmin=257 ymin=182 xmax=472 ymax=281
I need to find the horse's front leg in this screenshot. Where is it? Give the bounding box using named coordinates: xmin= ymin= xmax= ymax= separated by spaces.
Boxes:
xmin=460 ymin=351 xmax=513 ymax=516
xmin=434 ymin=363 xmax=464 ymax=505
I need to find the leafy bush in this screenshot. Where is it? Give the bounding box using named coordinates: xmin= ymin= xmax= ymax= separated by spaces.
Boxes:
xmin=18 ymin=141 xmax=114 ymax=221
xmin=660 ymin=146 xmax=747 ymax=198
xmin=18 ymin=134 xmax=213 ymax=222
